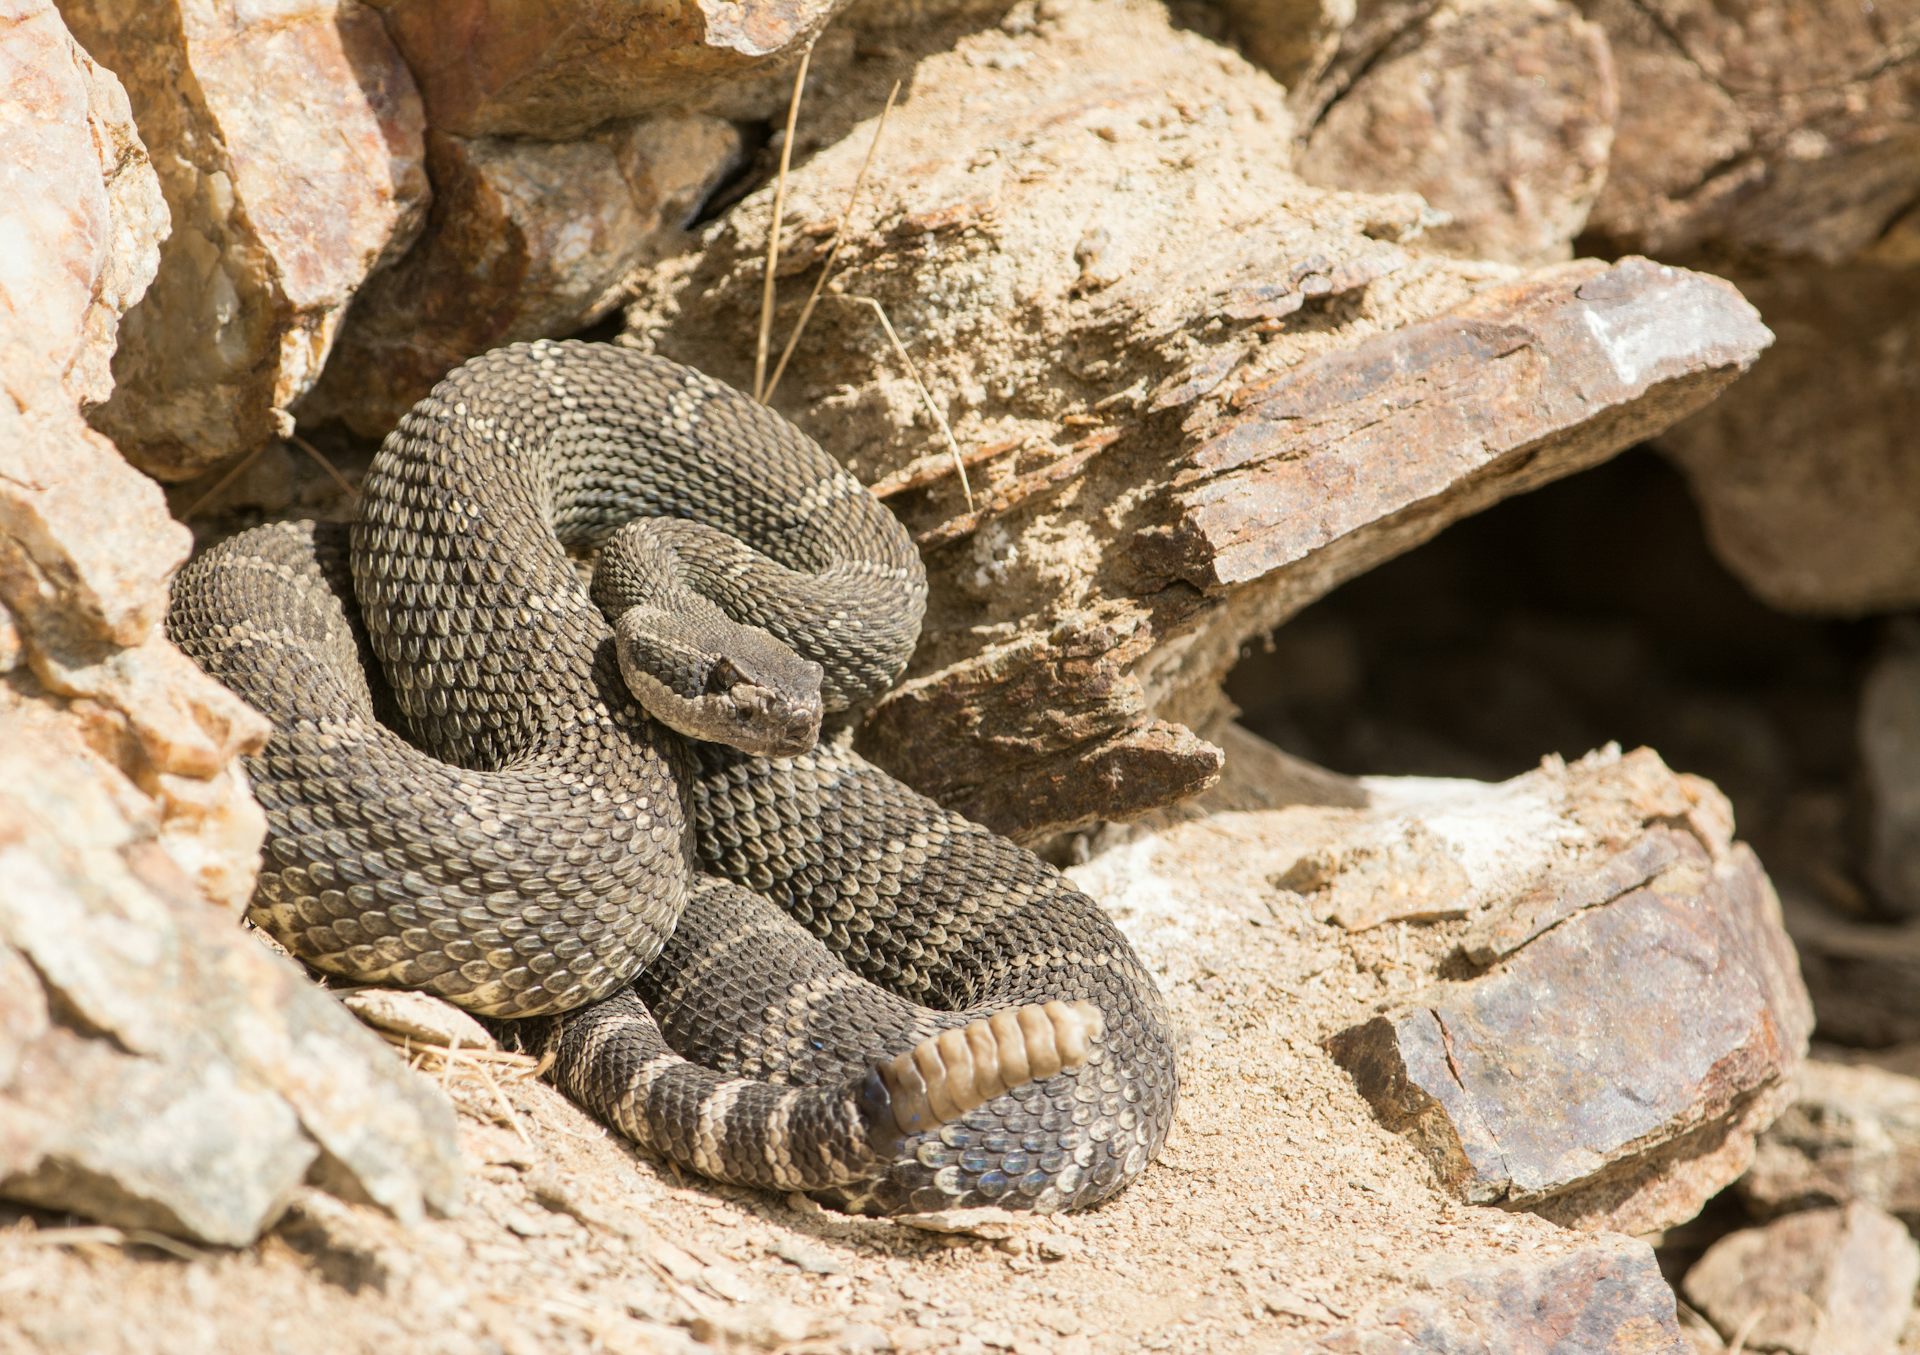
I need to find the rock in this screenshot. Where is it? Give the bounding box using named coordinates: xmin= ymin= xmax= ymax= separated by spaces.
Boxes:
xmin=1862 ymin=637 xmax=1920 ymax=917
xmin=1215 ymin=0 xmax=1446 ymax=126
xmin=59 ymin=0 xmax=429 ymax=479
xmin=1577 ymin=0 xmax=1920 ymax=267
xmin=0 ymin=0 xmax=167 ymax=410
xmin=1658 ymin=267 xmax=1920 ymax=616
xmin=628 ymin=0 xmax=1773 ymax=839
xmin=301 ymin=114 xmax=741 ymax=439
xmin=1682 ymin=1203 xmax=1920 ymax=1355
xmin=1324 ymin=751 xmax=1812 ymax=1234
xmin=1782 ymin=897 xmax=1920 ymax=1049
xmin=362 ymin=0 xmax=844 ymax=138
xmin=1322 ymin=1235 xmax=1687 ymax=1353
xmin=339 ymin=989 xmax=499 ymax=1053
xmin=1741 ymin=1058 xmax=1920 ymax=1228
xmin=0 ymin=715 xmax=461 ymax=1245
xmin=1297 ymin=0 xmax=1618 ymax=265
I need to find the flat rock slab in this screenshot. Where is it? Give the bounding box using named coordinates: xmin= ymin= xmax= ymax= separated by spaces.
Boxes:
xmin=1682 ymin=1202 xmax=1920 ymax=1355
xmin=629 ymin=0 xmax=1773 ymax=840
xmin=1321 ymin=750 xmax=1811 ymax=1234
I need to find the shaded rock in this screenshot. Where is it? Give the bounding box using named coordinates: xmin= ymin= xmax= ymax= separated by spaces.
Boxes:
xmin=629 ymin=0 xmax=1772 ymax=839
xmin=1682 ymin=1203 xmax=1920 ymax=1355
xmin=1215 ymin=0 xmax=1446 ymax=126
xmin=302 ymin=114 xmax=740 ymax=439
xmin=1322 ymin=1235 xmax=1686 ymax=1354
xmin=1862 ymin=637 xmax=1920 ymax=917
xmin=60 ymin=0 xmax=429 ymax=479
xmin=1297 ymin=0 xmax=1618 ymax=265
xmin=1782 ymin=897 xmax=1920 ymax=1049
xmin=339 ymin=989 xmax=498 ymax=1053
xmin=363 ymin=0 xmax=843 ymax=138
xmin=1741 ymin=1058 xmax=1920 ymax=1228
xmin=1326 ymin=753 xmax=1812 ymax=1234
xmin=1659 ymin=267 xmax=1920 ymax=616
xmin=0 ymin=714 xmax=461 ymax=1245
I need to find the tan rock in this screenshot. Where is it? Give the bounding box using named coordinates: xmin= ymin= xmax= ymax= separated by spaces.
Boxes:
xmin=59 ymin=0 xmax=428 ymax=479
xmin=1297 ymin=0 xmax=1618 ymax=265
xmin=1742 ymin=1058 xmax=1920 ymax=1228
xmin=1660 ymin=267 xmax=1920 ymax=615
xmin=1683 ymin=1203 xmax=1920 ymax=1355
xmin=363 ymin=0 xmax=844 ymax=138
xmin=0 ymin=716 xmax=460 ymax=1244
xmin=0 ymin=0 xmax=167 ymax=410
xmin=303 ymin=114 xmax=741 ymax=439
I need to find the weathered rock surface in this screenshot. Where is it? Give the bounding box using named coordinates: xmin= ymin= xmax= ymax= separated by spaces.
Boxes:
xmin=1682 ymin=1203 xmax=1920 ymax=1355
xmin=1576 ymin=0 xmax=1920 ymax=268
xmin=0 ymin=711 xmax=462 ymax=1245
xmin=363 ymin=0 xmax=844 ymax=137
xmin=1296 ymin=0 xmax=1618 ymax=265
xmin=59 ymin=0 xmax=429 ymax=479
xmin=1741 ymin=1057 xmax=1920 ymax=1228
xmin=628 ymin=0 xmax=1773 ymax=840
xmin=301 ymin=114 xmax=741 ymax=439
xmin=1658 ymin=267 xmax=1920 ymax=616
xmin=1321 ymin=747 xmax=1811 ymax=1234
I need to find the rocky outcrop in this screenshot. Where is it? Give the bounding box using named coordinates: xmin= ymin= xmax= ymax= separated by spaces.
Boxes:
xmin=57 ymin=0 xmax=430 ymax=480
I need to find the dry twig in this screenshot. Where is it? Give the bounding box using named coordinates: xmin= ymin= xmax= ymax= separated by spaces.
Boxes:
xmin=842 ymin=295 xmax=974 ymax=510
xmin=765 ymin=79 xmax=903 ymax=404
xmin=755 ymin=41 xmax=816 ymax=402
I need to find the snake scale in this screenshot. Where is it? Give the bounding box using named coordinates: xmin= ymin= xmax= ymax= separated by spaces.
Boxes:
xmin=168 ymin=340 xmax=1178 ymax=1213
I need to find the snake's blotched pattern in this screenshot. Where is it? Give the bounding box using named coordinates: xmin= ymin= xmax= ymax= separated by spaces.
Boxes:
xmin=168 ymin=341 xmax=1178 ymax=1213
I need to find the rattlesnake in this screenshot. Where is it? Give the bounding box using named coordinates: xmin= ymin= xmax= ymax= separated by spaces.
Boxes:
xmin=168 ymin=340 xmax=1178 ymax=1213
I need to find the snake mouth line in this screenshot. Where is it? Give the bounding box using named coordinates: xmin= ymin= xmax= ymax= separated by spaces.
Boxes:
xmin=874 ymin=1001 xmax=1103 ymax=1141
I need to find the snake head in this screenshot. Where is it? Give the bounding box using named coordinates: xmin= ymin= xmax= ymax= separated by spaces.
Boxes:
xmin=611 ymin=605 xmax=825 ymax=756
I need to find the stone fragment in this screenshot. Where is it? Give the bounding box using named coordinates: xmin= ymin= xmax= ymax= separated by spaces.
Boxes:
xmin=1322 ymin=1236 xmax=1686 ymax=1354
xmin=1682 ymin=1204 xmax=1920 ymax=1355
xmin=1741 ymin=1058 xmax=1920 ymax=1228
xmin=59 ymin=0 xmax=428 ymax=478
xmin=340 ymin=989 xmax=499 ymax=1053
xmin=1328 ymin=842 xmax=1811 ymax=1233
xmin=1577 ymin=0 xmax=1920 ymax=266
xmin=1215 ymin=0 xmax=1446 ymax=125
xmin=362 ymin=0 xmax=844 ymax=137
xmin=0 ymin=716 xmax=461 ymax=1244
xmin=1660 ymin=267 xmax=1920 ymax=615
xmin=631 ymin=0 xmax=1772 ymax=839
xmin=302 ymin=114 xmax=740 ymax=439
xmin=0 ymin=0 xmax=167 ymax=410
xmin=1862 ymin=637 xmax=1920 ymax=917
xmin=1298 ymin=0 xmax=1618 ymax=265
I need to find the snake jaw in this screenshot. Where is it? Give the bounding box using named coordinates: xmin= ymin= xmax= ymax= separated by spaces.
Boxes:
xmin=610 ymin=608 xmax=824 ymax=755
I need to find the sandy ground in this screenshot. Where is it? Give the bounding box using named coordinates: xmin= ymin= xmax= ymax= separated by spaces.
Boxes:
xmin=0 ymin=730 xmax=1683 ymax=1355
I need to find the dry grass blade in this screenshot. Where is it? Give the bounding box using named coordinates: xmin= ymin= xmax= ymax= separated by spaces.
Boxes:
xmin=843 ymin=295 xmax=974 ymax=510
xmin=755 ymin=41 xmax=816 ymax=402
xmin=180 ymin=445 xmax=266 ymax=521
xmin=764 ymin=79 xmax=903 ymax=404
xmin=288 ymin=431 xmax=359 ymax=501
xmin=20 ymin=1225 xmax=204 ymax=1263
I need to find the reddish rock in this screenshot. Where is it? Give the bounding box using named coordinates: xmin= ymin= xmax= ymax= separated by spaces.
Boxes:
xmin=1682 ymin=1203 xmax=1920 ymax=1355
xmin=59 ymin=0 xmax=428 ymax=478
xmin=1298 ymin=0 xmax=1618 ymax=265
xmin=1328 ymin=843 xmax=1812 ymax=1233
xmin=363 ymin=0 xmax=844 ymax=138
xmin=302 ymin=114 xmax=740 ymax=439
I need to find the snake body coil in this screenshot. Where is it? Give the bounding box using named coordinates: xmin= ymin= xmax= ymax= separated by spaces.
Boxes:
xmin=169 ymin=341 xmax=1178 ymax=1212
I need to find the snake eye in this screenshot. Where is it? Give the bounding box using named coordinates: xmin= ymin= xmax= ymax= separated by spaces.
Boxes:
xmin=704 ymin=657 xmax=743 ymax=695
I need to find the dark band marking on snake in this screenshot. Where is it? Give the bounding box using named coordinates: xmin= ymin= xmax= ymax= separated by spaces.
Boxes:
xmin=167 ymin=340 xmax=1179 ymax=1213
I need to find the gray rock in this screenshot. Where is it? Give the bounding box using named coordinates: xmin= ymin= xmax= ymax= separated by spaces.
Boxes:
xmin=1741 ymin=1057 xmax=1920 ymax=1228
